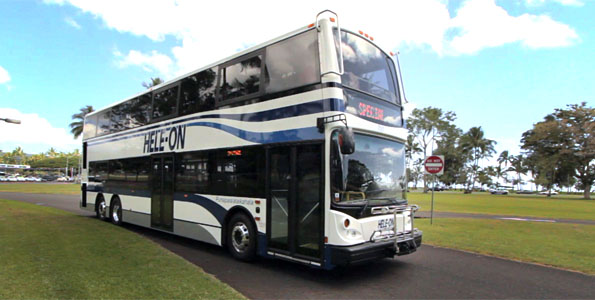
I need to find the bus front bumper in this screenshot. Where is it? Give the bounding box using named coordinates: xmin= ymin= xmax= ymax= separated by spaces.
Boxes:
xmin=329 ymin=229 xmax=422 ymax=266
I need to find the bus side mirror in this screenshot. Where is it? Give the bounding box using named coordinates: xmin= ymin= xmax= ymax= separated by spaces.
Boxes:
xmin=338 ymin=127 xmax=355 ymax=155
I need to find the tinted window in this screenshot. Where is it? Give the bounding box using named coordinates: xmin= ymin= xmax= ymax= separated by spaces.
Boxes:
xmin=175 ymin=147 xmax=264 ymax=197
xmin=96 ymin=111 xmax=112 ymax=136
xmin=123 ymin=159 xmax=137 ymax=182
xmin=176 ymin=152 xmax=210 ymax=194
xmin=212 ymin=148 xmax=264 ymax=197
xmin=108 ymin=160 xmax=126 ymax=181
xmin=89 ymin=161 xmax=108 ymax=183
xmin=152 ymin=86 xmax=179 ymax=120
xmin=265 ymin=30 xmax=319 ymax=93
xmin=110 ymin=103 xmax=127 ymax=132
xmin=338 ymin=31 xmax=399 ymax=104
xmin=83 ymin=114 xmax=98 ymax=139
xmin=131 ymin=94 xmax=152 ymax=127
xmin=180 ymin=68 xmax=217 ymax=115
xmin=220 ymin=55 xmax=262 ymax=101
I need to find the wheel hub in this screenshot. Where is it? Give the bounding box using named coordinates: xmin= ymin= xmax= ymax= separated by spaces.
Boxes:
xmin=98 ymin=201 xmax=107 ymax=217
xmin=231 ymin=223 xmax=250 ymax=253
xmin=112 ymin=203 xmax=120 ymax=222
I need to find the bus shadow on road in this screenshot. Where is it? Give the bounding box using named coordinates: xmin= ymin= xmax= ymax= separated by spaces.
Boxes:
xmin=105 ymin=220 xmax=413 ymax=286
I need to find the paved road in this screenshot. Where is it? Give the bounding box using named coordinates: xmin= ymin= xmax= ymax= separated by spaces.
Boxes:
xmin=416 ymin=211 xmax=595 ymax=225
xmin=2 ymin=192 xmax=594 ymax=299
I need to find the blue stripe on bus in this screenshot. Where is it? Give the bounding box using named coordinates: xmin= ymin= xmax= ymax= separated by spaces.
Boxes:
xmin=174 ymin=193 xmax=227 ymax=226
xmin=88 ymin=122 xmax=323 ymax=147
xmin=198 ymin=99 xmax=324 ymax=122
xmin=185 ymin=122 xmax=322 ymax=144
xmin=87 ymin=97 xmax=341 ymax=145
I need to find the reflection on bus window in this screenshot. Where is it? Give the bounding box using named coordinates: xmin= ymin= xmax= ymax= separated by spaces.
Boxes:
xmin=220 ymin=55 xmax=262 ymax=101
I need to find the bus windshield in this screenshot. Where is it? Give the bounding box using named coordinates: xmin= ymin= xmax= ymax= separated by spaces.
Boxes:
xmin=338 ymin=31 xmax=399 ymax=104
xmin=331 ymin=132 xmax=406 ymax=205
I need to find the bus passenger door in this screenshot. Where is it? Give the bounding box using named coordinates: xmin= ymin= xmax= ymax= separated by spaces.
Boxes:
xmin=151 ymin=155 xmax=174 ymax=231
xmin=267 ymin=144 xmax=323 ymax=261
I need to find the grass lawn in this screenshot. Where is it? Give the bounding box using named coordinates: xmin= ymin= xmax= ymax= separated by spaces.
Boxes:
xmin=0 ymin=199 xmax=245 ymax=299
xmin=416 ymin=218 xmax=595 ymax=275
xmin=0 ymin=183 xmax=79 ymax=195
xmin=408 ymin=192 xmax=595 ymax=221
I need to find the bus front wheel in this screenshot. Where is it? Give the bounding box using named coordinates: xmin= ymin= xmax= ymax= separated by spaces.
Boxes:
xmin=227 ymin=213 xmax=256 ymax=261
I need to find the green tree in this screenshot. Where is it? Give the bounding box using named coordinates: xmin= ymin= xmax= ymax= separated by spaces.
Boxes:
xmin=435 ymin=126 xmax=466 ymax=187
xmin=69 ymin=105 xmax=94 ymax=139
xmin=142 ymin=77 xmax=164 ymax=89
xmin=507 ymin=154 xmax=528 ymax=192
xmin=408 ymin=107 xmax=457 ymax=192
xmin=522 ymin=102 xmax=594 ymax=199
xmin=460 ymin=126 xmax=496 ymax=193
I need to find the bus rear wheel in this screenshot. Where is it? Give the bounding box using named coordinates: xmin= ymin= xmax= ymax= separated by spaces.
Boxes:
xmin=110 ymin=197 xmax=123 ymax=226
xmin=96 ymin=195 xmax=108 ymax=221
xmin=227 ymin=213 xmax=256 ymax=261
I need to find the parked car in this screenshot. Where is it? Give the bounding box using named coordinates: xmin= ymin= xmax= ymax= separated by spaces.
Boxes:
xmin=539 ymin=190 xmax=559 ymax=195
xmin=516 ymin=190 xmax=534 ymax=194
xmin=490 ymin=188 xmax=509 ymax=195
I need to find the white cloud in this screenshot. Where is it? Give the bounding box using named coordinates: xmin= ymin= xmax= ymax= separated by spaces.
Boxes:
xmin=113 ymin=49 xmax=174 ymax=77
xmin=0 ymin=108 xmax=80 ymax=154
xmin=43 ymin=0 xmax=580 ymax=77
xmin=64 ymin=17 xmax=82 ymax=29
xmin=447 ymin=0 xmax=579 ymax=55
xmin=0 ymin=66 xmax=10 ymax=84
xmin=526 ymin=0 xmax=584 ymax=7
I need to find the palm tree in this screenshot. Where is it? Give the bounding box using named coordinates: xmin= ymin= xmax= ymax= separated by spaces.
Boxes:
xmin=497 ymin=150 xmax=510 ymax=168
xmin=142 ymin=77 xmax=164 ymax=89
xmin=508 ymin=155 xmax=527 ymax=191
xmin=495 ymin=150 xmax=511 ymax=187
xmin=460 ymin=126 xmax=496 ymax=193
xmin=69 ymin=105 xmax=94 ymax=139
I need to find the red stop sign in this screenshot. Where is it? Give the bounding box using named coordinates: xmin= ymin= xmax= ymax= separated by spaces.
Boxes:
xmin=424 ymin=155 xmax=444 ymax=174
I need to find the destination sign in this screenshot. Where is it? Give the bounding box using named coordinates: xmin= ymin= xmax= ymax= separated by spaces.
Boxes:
xmin=344 ymin=90 xmax=402 ymax=127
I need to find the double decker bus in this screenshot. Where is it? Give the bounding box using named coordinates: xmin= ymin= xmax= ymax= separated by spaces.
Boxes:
xmin=80 ymin=11 xmax=421 ymax=269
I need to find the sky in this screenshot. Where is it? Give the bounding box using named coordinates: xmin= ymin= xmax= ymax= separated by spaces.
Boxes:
xmin=0 ymin=0 xmax=593 ymax=164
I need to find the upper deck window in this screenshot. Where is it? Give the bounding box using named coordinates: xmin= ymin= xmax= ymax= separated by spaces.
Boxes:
xmin=83 ymin=114 xmax=98 ymax=139
xmin=180 ymin=67 xmax=217 ymax=116
xmin=152 ymin=85 xmax=179 ymax=120
xmin=96 ymin=110 xmax=112 ymax=136
xmin=130 ymin=94 xmax=152 ymax=127
xmin=220 ymin=55 xmax=263 ymax=102
xmin=338 ymin=31 xmax=399 ymax=104
xmin=264 ymin=30 xmax=319 ymax=93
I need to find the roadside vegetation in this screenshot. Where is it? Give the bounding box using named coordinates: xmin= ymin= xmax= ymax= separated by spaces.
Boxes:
xmin=0 ymin=182 xmax=79 ymax=195
xmin=417 ymin=218 xmax=595 ymax=275
xmin=408 ymin=192 xmax=595 ymax=220
xmin=0 ymin=199 xmax=245 ymax=299
xmin=407 ymin=103 xmax=594 ymax=199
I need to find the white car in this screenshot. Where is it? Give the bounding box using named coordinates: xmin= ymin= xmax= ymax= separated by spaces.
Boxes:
xmin=490 ymin=188 xmax=509 ymax=195
xmin=539 ymin=190 xmax=559 ymax=195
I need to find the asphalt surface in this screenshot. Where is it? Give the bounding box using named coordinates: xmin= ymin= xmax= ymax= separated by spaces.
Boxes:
xmin=1 ymin=192 xmax=594 ymax=299
xmin=416 ymin=211 xmax=595 ymax=225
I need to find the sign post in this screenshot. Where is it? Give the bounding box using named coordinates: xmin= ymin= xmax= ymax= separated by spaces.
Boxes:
xmin=424 ymin=155 xmax=444 ymax=225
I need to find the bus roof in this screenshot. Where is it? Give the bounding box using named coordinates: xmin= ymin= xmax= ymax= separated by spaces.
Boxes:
xmin=86 ymin=24 xmax=395 ymax=118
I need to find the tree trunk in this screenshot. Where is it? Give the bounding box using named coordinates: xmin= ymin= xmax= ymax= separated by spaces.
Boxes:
xmin=584 ymin=184 xmax=592 ymax=200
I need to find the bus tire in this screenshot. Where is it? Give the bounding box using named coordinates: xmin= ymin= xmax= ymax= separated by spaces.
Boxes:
xmin=227 ymin=213 xmax=256 ymax=261
xmin=110 ymin=197 xmax=123 ymax=226
xmin=95 ymin=195 xmax=108 ymax=221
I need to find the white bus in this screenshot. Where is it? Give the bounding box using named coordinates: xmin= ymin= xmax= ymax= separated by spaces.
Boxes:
xmin=80 ymin=11 xmax=421 ymax=269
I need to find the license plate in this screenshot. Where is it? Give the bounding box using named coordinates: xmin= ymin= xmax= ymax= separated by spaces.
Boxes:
xmin=378 ymin=218 xmax=394 ymax=230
